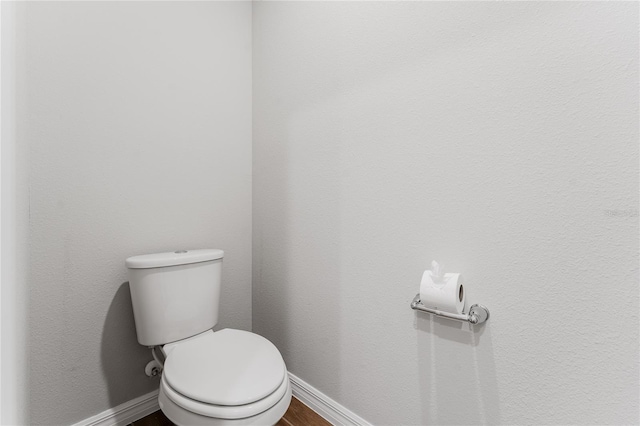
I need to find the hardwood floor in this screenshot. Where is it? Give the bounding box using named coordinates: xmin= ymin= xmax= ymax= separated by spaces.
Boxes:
xmin=130 ymin=409 xmax=174 ymax=426
xmin=130 ymin=396 xmax=331 ymax=426
xmin=275 ymin=397 xmax=331 ymax=426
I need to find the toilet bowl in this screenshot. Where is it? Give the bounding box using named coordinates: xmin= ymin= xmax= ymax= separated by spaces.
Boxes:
xmin=159 ymin=373 xmax=292 ymax=426
xmin=156 ymin=329 xmax=292 ymax=426
xmin=126 ymin=249 xmax=292 ymax=425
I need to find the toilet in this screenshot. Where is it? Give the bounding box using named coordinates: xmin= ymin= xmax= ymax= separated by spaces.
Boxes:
xmin=126 ymin=249 xmax=291 ymax=426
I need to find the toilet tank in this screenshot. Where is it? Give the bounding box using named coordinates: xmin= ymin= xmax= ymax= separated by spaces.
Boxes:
xmin=126 ymin=249 xmax=224 ymax=346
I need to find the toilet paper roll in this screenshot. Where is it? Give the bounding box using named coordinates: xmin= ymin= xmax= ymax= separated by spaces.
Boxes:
xmin=419 ymin=271 xmax=466 ymax=314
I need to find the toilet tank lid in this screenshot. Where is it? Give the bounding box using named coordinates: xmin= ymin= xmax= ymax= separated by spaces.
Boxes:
xmin=125 ymin=249 xmax=224 ymax=269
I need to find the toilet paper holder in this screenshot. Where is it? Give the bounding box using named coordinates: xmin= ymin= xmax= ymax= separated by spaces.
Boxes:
xmin=410 ymin=294 xmax=490 ymax=325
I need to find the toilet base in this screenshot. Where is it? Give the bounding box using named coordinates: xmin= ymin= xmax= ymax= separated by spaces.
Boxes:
xmin=158 ymin=377 xmax=292 ymax=426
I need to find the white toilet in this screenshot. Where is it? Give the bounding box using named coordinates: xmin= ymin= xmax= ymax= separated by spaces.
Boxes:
xmin=126 ymin=249 xmax=291 ymax=426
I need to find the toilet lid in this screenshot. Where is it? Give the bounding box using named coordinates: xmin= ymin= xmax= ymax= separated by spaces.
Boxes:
xmin=163 ymin=329 xmax=286 ymax=406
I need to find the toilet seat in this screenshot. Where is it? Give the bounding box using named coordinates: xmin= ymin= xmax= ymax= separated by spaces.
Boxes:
xmin=161 ymin=329 xmax=288 ymax=420
xmin=158 ymin=377 xmax=292 ymax=426
xmin=161 ymin=373 xmax=289 ymax=419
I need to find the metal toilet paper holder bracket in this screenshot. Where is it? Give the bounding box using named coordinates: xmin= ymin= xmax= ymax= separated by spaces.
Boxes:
xmin=410 ymin=294 xmax=490 ymax=325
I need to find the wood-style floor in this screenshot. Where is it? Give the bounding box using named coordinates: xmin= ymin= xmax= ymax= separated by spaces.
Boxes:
xmin=130 ymin=396 xmax=331 ymax=426
xmin=275 ymin=397 xmax=331 ymax=426
xmin=131 ymin=409 xmax=174 ymax=426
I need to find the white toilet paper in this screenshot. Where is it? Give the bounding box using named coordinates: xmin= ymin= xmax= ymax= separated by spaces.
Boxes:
xmin=419 ymin=262 xmax=466 ymax=314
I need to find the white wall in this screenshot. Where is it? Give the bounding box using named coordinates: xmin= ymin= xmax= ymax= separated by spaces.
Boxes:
xmin=253 ymin=2 xmax=639 ymax=425
xmin=21 ymin=2 xmax=252 ymax=424
xmin=2 ymin=1 xmax=30 ymax=424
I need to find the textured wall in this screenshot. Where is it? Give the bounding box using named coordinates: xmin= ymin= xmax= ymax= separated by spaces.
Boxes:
xmin=2 ymin=2 xmax=30 ymax=424
xmin=253 ymin=2 xmax=639 ymax=425
xmin=22 ymin=2 xmax=252 ymax=424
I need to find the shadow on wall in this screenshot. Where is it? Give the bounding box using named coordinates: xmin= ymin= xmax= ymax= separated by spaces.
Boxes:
xmin=417 ymin=315 xmax=500 ymax=425
xmin=101 ymin=282 xmax=160 ymax=408
xmin=252 ymin=103 xmax=344 ymax=397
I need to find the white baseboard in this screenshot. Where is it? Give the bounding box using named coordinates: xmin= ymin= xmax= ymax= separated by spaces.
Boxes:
xmin=71 ymin=390 xmax=159 ymax=426
xmin=288 ymin=373 xmax=371 ymax=426
xmin=72 ymin=374 xmax=369 ymax=426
